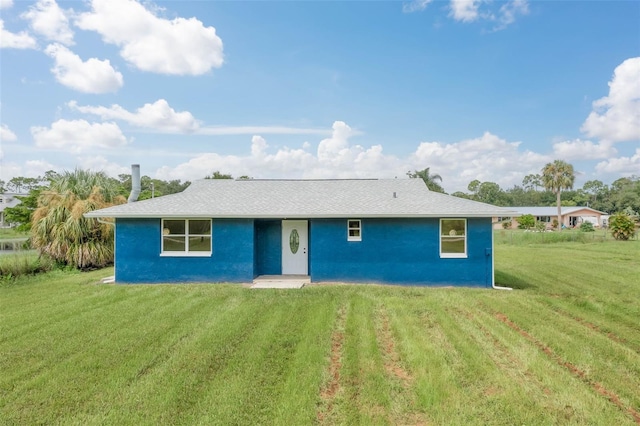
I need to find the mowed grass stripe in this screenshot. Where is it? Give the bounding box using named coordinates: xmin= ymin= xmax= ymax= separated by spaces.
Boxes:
xmin=524 ymin=295 xmax=640 ymax=354
xmin=0 ymin=269 xmax=111 ymax=313
xmin=97 ymin=294 xmax=281 ymax=425
xmin=373 ymin=304 xmax=429 ymax=425
xmin=461 ymin=304 xmax=633 ymax=424
xmin=0 ymin=282 xmax=220 ymax=391
xmin=2 ymin=286 xmax=239 ymax=424
xmin=482 ymin=295 xmax=640 ymax=412
xmin=0 ymin=271 xmax=157 ymax=346
xmin=185 ymin=292 xmax=333 ymax=425
xmin=340 ymin=295 xmax=390 ymax=425
xmin=540 ymin=300 xmax=640 ymax=353
xmin=493 ymin=311 xmax=640 ymax=424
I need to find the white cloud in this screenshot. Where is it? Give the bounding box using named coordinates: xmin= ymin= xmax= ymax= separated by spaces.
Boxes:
xmin=156 ymin=121 xmax=404 ymax=182
xmin=24 ymin=159 xmax=57 ymax=176
xmin=494 ymin=0 xmax=529 ymax=31
xmin=198 ymin=126 xmax=333 ymax=136
xmin=154 ymin=123 xmax=549 ymax=192
xmin=0 ymin=162 xmax=20 ymax=180
xmin=45 ymin=43 xmax=123 ymax=93
xmin=0 ymin=0 xmax=13 ymax=9
xmin=402 ymin=0 xmax=433 ymax=13
xmin=0 ymin=124 xmax=17 ymax=142
xmin=409 ymin=131 xmax=550 ymax=191
xmin=440 ymin=0 xmax=528 ymax=29
xmin=69 ymin=100 xmax=336 ymax=136
xmin=75 ymin=155 xmax=130 ymax=176
xmin=552 ymin=139 xmax=616 ymax=161
xmin=449 ymin=0 xmax=482 ymax=23
xmin=0 ymin=159 xmax=58 ymax=181
xmin=76 ymin=0 xmax=224 ymax=75
xmin=156 ymin=136 xmax=318 ymax=181
xmin=68 ymin=99 xmax=199 ymax=132
xmin=581 ymin=57 xmax=640 ymax=142
xmin=0 ymin=19 xmax=37 ymax=49
xmin=595 ymin=149 xmax=640 ymax=175
xmin=31 ymin=119 xmax=128 ymax=153
xmin=22 ymin=0 xmax=74 ymax=45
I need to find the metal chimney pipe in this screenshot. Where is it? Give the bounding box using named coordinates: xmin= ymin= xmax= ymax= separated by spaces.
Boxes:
xmin=128 ymin=164 xmax=141 ymax=203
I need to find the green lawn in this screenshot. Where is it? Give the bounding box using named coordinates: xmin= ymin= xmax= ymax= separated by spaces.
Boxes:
xmin=1 ymin=240 xmax=639 ymax=425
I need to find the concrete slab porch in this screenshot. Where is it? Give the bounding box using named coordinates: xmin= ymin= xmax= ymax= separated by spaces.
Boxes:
xmin=251 ymin=275 xmax=310 ymax=289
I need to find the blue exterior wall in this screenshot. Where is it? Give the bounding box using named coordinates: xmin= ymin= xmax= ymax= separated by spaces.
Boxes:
xmin=115 ymin=218 xmax=255 ymax=283
xmin=309 ymin=218 xmax=493 ymax=287
xmin=115 ymin=217 xmax=493 ymax=286
xmin=254 ymin=220 xmax=282 ymax=276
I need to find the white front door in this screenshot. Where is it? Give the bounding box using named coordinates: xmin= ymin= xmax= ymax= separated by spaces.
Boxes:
xmin=282 ymin=220 xmax=308 ymax=275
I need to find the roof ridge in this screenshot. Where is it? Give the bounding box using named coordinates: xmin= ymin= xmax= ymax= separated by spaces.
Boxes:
xmin=234 ymin=178 xmax=381 ymax=181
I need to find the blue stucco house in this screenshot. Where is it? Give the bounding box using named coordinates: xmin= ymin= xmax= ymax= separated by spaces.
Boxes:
xmin=85 ymin=178 xmax=518 ymax=287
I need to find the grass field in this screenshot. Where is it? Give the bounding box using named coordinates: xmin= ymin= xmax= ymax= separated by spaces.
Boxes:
xmin=1 ymin=240 xmax=639 ymax=425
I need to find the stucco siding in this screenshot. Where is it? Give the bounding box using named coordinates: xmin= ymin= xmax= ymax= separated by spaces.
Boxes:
xmin=115 ymin=217 xmax=493 ymax=286
xmin=115 ymin=218 xmax=255 ymax=283
xmin=309 ymin=218 xmax=493 ymax=286
xmin=254 ymin=219 xmax=282 ymax=276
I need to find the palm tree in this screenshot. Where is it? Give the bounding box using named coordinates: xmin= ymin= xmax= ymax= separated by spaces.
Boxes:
xmin=541 ymin=160 xmax=575 ymax=231
xmin=31 ymin=169 xmax=126 ymax=269
xmin=407 ymin=167 xmax=445 ymax=193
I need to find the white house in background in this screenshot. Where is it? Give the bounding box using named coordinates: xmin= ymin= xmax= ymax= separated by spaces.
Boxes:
xmin=493 ymin=206 xmax=608 ymax=230
xmin=0 ymin=193 xmax=26 ymax=228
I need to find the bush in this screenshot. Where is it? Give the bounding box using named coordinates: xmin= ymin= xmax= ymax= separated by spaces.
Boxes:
xmin=0 ymin=252 xmax=54 ymax=280
xmin=517 ymin=214 xmax=535 ymax=229
xmin=609 ymin=213 xmax=636 ymax=241
xmin=580 ymin=222 xmax=595 ymax=232
xmin=502 ymin=220 xmax=512 ymax=229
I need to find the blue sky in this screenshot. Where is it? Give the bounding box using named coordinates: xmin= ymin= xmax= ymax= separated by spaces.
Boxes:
xmin=1 ymin=0 xmax=638 ymax=193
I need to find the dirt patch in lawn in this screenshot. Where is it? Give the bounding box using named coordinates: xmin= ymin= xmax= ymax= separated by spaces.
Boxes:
xmin=317 ymin=304 xmax=347 ymax=423
xmin=376 ymin=307 xmax=413 ymax=385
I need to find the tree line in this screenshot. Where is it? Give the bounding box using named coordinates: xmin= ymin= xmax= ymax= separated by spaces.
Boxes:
xmin=448 ymin=175 xmax=640 ymax=214
xmin=1 ymin=171 xmax=191 ymax=231
xmin=408 ymin=160 xmax=639 ymax=237
xmin=405 ymin=169 xmax=640 ymax=215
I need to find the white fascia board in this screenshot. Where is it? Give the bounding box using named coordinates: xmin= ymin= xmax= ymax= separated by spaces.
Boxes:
xmin=86 ymin=212 xmax=520 ymax=219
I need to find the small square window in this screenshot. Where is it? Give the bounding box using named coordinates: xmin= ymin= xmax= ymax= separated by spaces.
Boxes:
xmin=348 ymin=219 xmax=362 ymax=241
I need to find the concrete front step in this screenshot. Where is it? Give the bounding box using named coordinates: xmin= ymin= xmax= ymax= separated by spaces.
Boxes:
xmin=251 ymin=275 xmax=310 ymax=289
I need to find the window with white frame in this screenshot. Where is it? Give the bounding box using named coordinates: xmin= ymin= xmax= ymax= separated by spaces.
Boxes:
xmin=440 ymin=219 xmax=467 ymax=258
xmin=161 ymin=219 xmax=212 ymax=256
xmin=347 ymin=219 xmax=362 ymax=241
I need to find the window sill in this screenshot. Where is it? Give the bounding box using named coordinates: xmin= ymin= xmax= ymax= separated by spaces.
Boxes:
xmin=440 ymin=253 xmax=468 ymax=259
xmin=160 ymin=252 xmax=212 ymax=257
xmin=347 ymin=238 xmax=362 ymax=242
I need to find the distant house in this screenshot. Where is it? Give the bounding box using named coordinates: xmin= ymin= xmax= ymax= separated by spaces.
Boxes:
xmin=0 ymin=193 xmax=26 ymax=228
xmin=493 ymin=206 xmax=607 ymax=230
xmin=86 ymin=179 xmax=518 ymax=287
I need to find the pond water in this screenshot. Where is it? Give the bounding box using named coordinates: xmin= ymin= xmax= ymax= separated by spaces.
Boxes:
xmin=0 ymin=238 xmax=29 ymax=253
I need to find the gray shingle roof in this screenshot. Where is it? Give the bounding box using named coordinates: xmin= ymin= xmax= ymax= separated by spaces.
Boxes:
xmin=85 ymin=179 xmax=520 ymax=219
xmin=510 ymin=206 xmax=606 ymax=216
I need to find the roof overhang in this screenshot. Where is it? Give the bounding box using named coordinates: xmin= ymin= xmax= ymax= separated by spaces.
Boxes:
xmin=85 ymin=212 xmax=521 ymax=219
